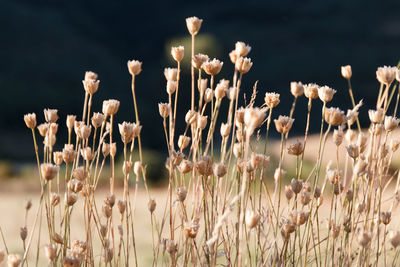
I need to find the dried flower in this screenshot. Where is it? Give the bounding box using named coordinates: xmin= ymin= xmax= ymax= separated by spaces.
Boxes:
xmin=133 ymin=161 xmax=143 ymax=176
xmin=178 ymin=160 xmax=193 ymax=174
xmin=24 ymin=113 xmax=37 ymax=129
xmin=177 ymin=186 xmax=188 ymax=202
xmin=380 ymin=211 xmax=391 ymax=225
xmin=389 ymin=231 xmax=400 ymax=247
xmin=118 ymin=122 xmax=135 ymax=144
xmin=185 ymin=110 xmax=198 ymax=125
xmin=72 ymin=167 xmax=88 ymax=181
xmin=82 ymin=79 xmax=99 ymax=95
xmin=186 ymin=16 xmax=203 ymax=35
xmin=102 ymin=99 xmax=120 ymax=116
xmin=274 ymin=168 xmax=286 ymax=182
xmin=50 ymin=193 xmax=60 ymax=206
xmin=326 ymin=169 xmax=343 ymax=185
xmin=44 ymin=244 xmax=57 ymax=261
xmin=285 ymin=186 xmax=294 ymax=200
xmin=235 ymin=57 xmax=253 ymax=74
xmin=287 ymin=140 xmax=304 ymax=156
xmin=318 ymin=86 xmax=336 ymax=103
xmin=244 ymin=107 xmax=267 ymax=135
xmin=171 ymin=46 xmax=184 ymax=62
xmin=324 ymin=107 xmax=345 ymax=126
xmin=246 ymin=210 xmax=260 ymax=229
xmin=44 ymin=109 xmax=59 ymax=123
xmin=192 ymin=53 xmax=209 ymax=69
xmin=85 ymin=71 xmax=98 ymax=81
xmin=41 ymin=163 xmax=59 ymax=181
xmin=204 ymin=88 xmax=213 ymax=103
xmin=53 ymin=151 xmax=63 ymax=166
xmin=346 ymin=144 xmax=359 ymax=159
xmin=66 ymin=192 xmax=78 ymax=206
xmin=384 ymin=116 xmax=399 ymax=131
xmin=196 ymin=156 xmax=213 ymax=176
xmin=91 ymin=112 xmax=105 ymax=128
xmin=148 ymin=198 xmax=156 ymax=213
xmin=220 ymin=123 xmax=231 ymax=138
xmin=20 ymin=226 xmax=27 ymax=241
xmin=235 ymin=41 xmax=251 ymax=57
xmin=354 ymin=159 xmax=367 ymax=176
xmin=290 ymin=81 xmax=304 ymax=98
xmin=127 ymin=60 xmax=142 ymax=76
xmin=24 ymin=199 xmax=32 ymax=210
xmin=333 ymin=128 xmax=344 ymax=146
xmin=304 ymin=83 xmax=319 ymax=99
xmin=213 ymin=162 xmax=227 ymax=177
xmin=357 ymin=230 xmax=371 ymax=248
xmin=215 ymin=79 xmax=229 ymax=100
xmin=264 ymin=92 xmax=280 ymax=108
xmin=164 ymin=68 xmax=178 ymax=81
xmin=184 ymin=218 xmax=200 ymax=239
xmin=178 ymin=135 xmax=191 ymax=150
xmin=62 ymin=144 xmax=76 ymax=164
xmin=368 ymin=109 xmax=384 ymax=124
xmin=291 ymin=178 xmax=303 ymax=194
xmin=376 ymin=66 xmax=397 ymax=85
xmin=117 ymin=200 xmax=126 ymax=214
xmin=341 ymin=65 xmax=352 ymax=79
xmin=274 ymin=115 xmax=294 ymax=134
xmin=202 ymin=59 xmax=223 ymax=76
xmin=7 ymin=254 xmax=22 ymax=267
xmin=158 ymin=103 xmax=170 ymax=118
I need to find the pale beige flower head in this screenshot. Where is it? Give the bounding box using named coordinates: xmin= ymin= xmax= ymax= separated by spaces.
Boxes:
xmin=324 ymin=107 xmax=345 ymax=126
xmin=204 ymin=88 xmax=213 ymax=103
xmin=368 ymin=109 xmax=384 ymax=124
xmin=244 ymin=107 xmax=267 ymax=135
xmin=118 ymin=122 xmax=135 ymax=144
xmin=376 ymin=66 xmax=397 ymax=85
xmin=227 ymin=86 xmax=238 ymax=100
xmin=384 ymin=115 xmax=399 ymax=131
xmin=245 ymin=210 xmax=260 ymax=229
xmin=171 ymin=46 xmax=184 ymax=62
xmin=397 ymin=69 xmax=400 ymax=82
xmin=318 ymin=86 xmax=336 ymax=103
xmin=357 ymin=230 xmax=371 ymax=248
xmin=185 ymin=110 xmax=198 ymax=125
xmin=197 ymin=115 xmax=208 ymax=130
xmin=274 ymin=115 xmax=294 ymax=134
xmin=235 ymin=41 xmax=251 ymax=57
xmin=82 ymin=79 xmax=100 ymax=95
xmin=24 ymin=113 xmax=37 ymax=129
xmin=389 ymin=231 xmax=400 ymax=248
xmin=213 ymin=162 xmax=227 ymax=177
xmin=102 ymin=99 xmax=120 ymax=116
xmin=127 ymin=60 xmax=142 ymax=76
xmin=220 ymin=123 xmax=231 ymax=137
xmin=192 ymin=53 xmax=209 ymax=69
xmin=37 ymin=123 xmax=49 ymax=137
xmin=186 ymin=16 xmax=203 ymax=35
xmin=158 ymin=103 xmax=170 ymax=118
xmin=287 ymin=140 xmax=304 ymax=156
xmin=333 ymin=128 xmax=344 ymax=146
xmin=178 ymin=135 xmax=191 ymax=150
xmin=198 ymin=78 xmax=208 ymax=94
xmin=264 ymin=92 xmax=280 ymax=108
xmin=229 ymin=50 xmax=238 ymax=64
xmin=202 ymin=58 xmax=223 ymax=76
xmin=304 ymin=83 xmax=319 ymax=99
xmin=62 ymin=144 xmax=76 ymax=164
xmin=164 ymin=67 xmax=178 ymax=81
xmin=214 ymin=79 xmax=229 ymax=100
xmin=41 ymin=163 xmax=59 ymax=181
xmin=7 ymin=254 xmax=21 ymax=267
xmin=290 ymin=81 xmax=304 ymax=98
xmin=66 ymin=115 xmax=76 ymax=132
xmin=44 ymin=109 xmax=59 ymax=123
xmin=341 ymin=65 xmax=352 ymax=79
xmin=85 ymin=71 xmax=98 ymax=81
xmin=235 ymin=57 xmax=253 ymax=74
xmin=91 ymin=112 xmax=105 ymax=128
xmin=166 ymin=80 xmax=177 ymax=95
xmin=53 ymin=151 xmax=63 ymax=166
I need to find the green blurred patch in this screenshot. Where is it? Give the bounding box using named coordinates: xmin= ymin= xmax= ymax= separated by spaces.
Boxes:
xmin=0 ymin=160 xmax=15 ymax=179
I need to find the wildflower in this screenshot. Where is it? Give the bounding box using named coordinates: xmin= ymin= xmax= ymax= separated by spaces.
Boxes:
xmin=24 ymin=113 xmax=37 ymax=129
xmin=353 ymin=159 xmax=367 ymax=176
xmin=62 ymin=144 xmax=76 ymax=164
xmin=178 ymin=160 xmax=193 ymax=174
xmin=215 ymin=79 xmax=229 ymax=100
xmin=178 ymin=135 xmax=191 ymax=150
xmin=274 ymin=115 xmax=294 ymax=134
xmin=380 ymin=211 xmax=391 ymax=225
xmin=7 ymin=254 xmax=22 ymax=267
xmin=318 ymin=86 xmax=336 ymax=103
xmin=158 ymin=103 xmax=170 ymax=118
xmin=213 ymin=162 xmax=227 ymax=177
xmin=357 ymin=230 xmax=371 ymax=248
xmin=290 ymin=81 xmax=304 ymax=98
xmin=346 ymin=144 xmax=359 ymax=159
xmin=82 ymin=79 xmax=99 ymax=95
xmin=389 ymin=231 xmax=400 ymax=247
xmin=333 ymin=128 xmax=344 ymax=146
xmin=291 ymin=178 xmax=303 ymax=194
xmin=235 ymin=57 xmax=253 ymax=74
xmin=41 ymin=163 xmax=59 ymax=181
xmin=202 ymin=59 xmax=223 ymax=76
xmin=287 ymin=140 xmax=304 ymax=156
xmin=133 ymin=161 xmax=143 ymax=176
xmin=341 ymin=65 xmax=352 ymax=79
xmin=148 ymin=198 xmax=156 ymax=213
xmin=24 ymin=199 xmax=32 ymax=210
xmin=229 ymin=50 xmax=238 ymax=64
xmin=185 ymin=110 xmax=198 ymax=125
xmin=326 ymin=168 xmax=343 ymax=185
xmin=220 ymin=123 xmax=231 ymax=137
xmin=384 ymin=116 xmax=399 ymax=131
xmin=274 ymin=168 xmax=286 ymax=182
xmin=171 ymin=46 xmax=184 ymax=62
xmin=368 ymin=109 xmax=384 ymax=124
xmin=20 ymin=226 xmax=27 ymax=241
xmin=102 ymin=99 xmax=120 ymax=116
xmin=117 ymin=200 xmax=126 ymax=214
xmin=245 ymin=210 xmax=260 ymax=229
xmin=244 ymin=107 xmax=267 ymax=135
xmin=91 ymin=112 xmax=105 ymax=128
xmin=66 ymin=115 xmax=76 ymax=132
xmin=118 ymin=122 xmax=135 ymax=144
xmin=235 ymin=41 xmax=251 ymax=57
xmin=85 ymin=71 xmax=98 ymax=81
xmin=324 ymin=107 xmax=345 ymax=126
xmin=192 ymin=53 xmax=209 ymax=69
xmin=72 ymin=166 xmax=88 ymax=181
xmin=127 ymin=60 xmax=142 ymax=76
xmin=164 ymin=68 xmax=178 ymax=81
xmin=376 ymin=66 xmax=397 ymax=85
xmin=304 ymin=83 xmax=319 ymax=99
xmin=44 ymin=244 xmax=57 ymax=261
xmin=204 ymin=88 xmax=213 ymax=103
xmin=50 ymin=193 xmax=60 ymax=206
xmin=184 ymin=218 xmax=200 ymax=239
xmin=285 ymin=186 xmax=294 ymax=200
xmin=264 ymin=92 xmax=280 ymax=108
xmin=176 ymin=186 xmax=187 ymax=202
xmin=186 ymin=16 xmax=203 ymax=35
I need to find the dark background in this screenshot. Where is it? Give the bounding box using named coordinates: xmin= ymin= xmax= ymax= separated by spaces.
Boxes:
xmin=1 ymin=0 xmax=400 ymax=162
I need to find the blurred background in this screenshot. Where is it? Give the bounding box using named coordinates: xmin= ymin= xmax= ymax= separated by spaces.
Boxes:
xmin=1 ymin=0 xmax=400 ymax=183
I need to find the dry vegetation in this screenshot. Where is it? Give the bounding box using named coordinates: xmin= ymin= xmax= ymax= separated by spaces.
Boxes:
xmin=1 ymin=16 xmax=400 ymax=267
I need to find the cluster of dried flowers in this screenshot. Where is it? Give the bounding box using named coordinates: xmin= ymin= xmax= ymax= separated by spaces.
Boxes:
xmin=0 ymin=16 xmax=398 ymax=267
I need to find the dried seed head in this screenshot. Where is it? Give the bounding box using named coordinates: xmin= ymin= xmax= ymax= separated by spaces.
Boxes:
xmin=300 ymin=191 xmax=312 ymax=206
xmin=220 ymin=123 xmax=231 ymax=138
xmin=74 ymin=121 xmax=83 ymax=136
xmin=24 ymin=113 xmax=37 ymax=129
xmin=166 ymin=239 xmax=177 ymax=254
xmin=102 ymin=204 xmax=112 ymax=218
xmin=53 ymin=151 xmax=63 ymax=166
xmin=203 ymin=88 xmax=213 ymax=103
xmin=235 ymin=57 xmax=253 ymax=74
xmin=331 ymin=224 xmax=341 ymax=239
xmin=177 ymin=186 xmax=188 ymax=202
xmin=318 ymin=86 xmax=336 ymax=103
xmin=24 ymin=199 xmax=32 ymax=210
xmin=66 ymin=193 xmax=78 ymax=206
xmin=245 ymin=210 xmax=260 ymax=229
xmin=117 ymin=200 xmax=126 ymax=214
xmin=158 ymin=103 xmax=170 ymax=119
xmin=118 ymin=225 xmax=123 ymax=236
xmin=20 ymin=226 xmax=27 ymax=241
xmin=0 ymin=250 xmax=4 ymax=263
xmin=314 ymin=185 xmax=321 ymax=198
xmin=389 ymin=231 xmax=400 ymax=248
xmin=333 ymin=128 xmax=344 ymax=146
xmin=171 ymin=46 xmax=184 ymax=62
xmin=164 ymin=67 xmax=178 ymax=81
xmin=346 ymin=144 xmax=359 ymax=159
xmin=91 ymin=112 xmax=105 ymax=128
xmin=291 ymin=178 xmax=303 ymax=194
xmin=102 ymin=143 xmax=110 ymax=157
xmin=44 ymin=134 xmax=56 ymax=148
xmin=102 ymin=99 xmax=120 ymax=116
xmin=341 ymin=65 xmax=352 ymax=79
xmin=264 ymin=92 xmax=280 ymax=108
xmin=384 ymin=116 xmax=399 ymax=131
xmin=178 ymin=135 xmax=191 ymax=150
xmin=118 ymin=122 xmax=135 ymax=144
xmin=110 ymin=143 xmax=117 ymax=157
xmin=72 ymin=166 xmax=88 ymax=181
xmin=85 ymin=71 xmax=98 ymax=81
xmin=244 ymin=107 xmax=267 ymax=135
xmin=44 ymin=244 xmax=57 ymax=261
xmin=192 ymin=53 xmax=209 ymax=69
xmin=250 ymin=153 xmax=264 ymax=170
xmin=354 ymin=158 xmax=368 ymax=177
xmin=227 ymin=86 xmax=238 ymax=100
xmin=281 ymin=218 xmax=296 ymax=237
xmin=103 ymin=248 xmax=113 ymax=263
xmin=80 ymin=147 xmax=94 ymax=161
xmin=166 ymin=80 xmax=177 ymax=95
xmin=178 ymin=160 xmax=193 ymax=174
xmin=186 ymin=16 xmax=203 ymax=35
xmin=7 ymin=254 xmax=22 ymax=267
xmin=215 ymin=79 xmax=229 ymax=100
xmin=368 ymin=109 xmax=384 ymax=124
xmin=184 ymin=218 xmax=200 ymax=239
xmin=380 ymin=211 xmax=391 ymax=225
xmin=326 ymin=169 xmax=343 ymax=185
xmin=391 ymin=139 xmax=400 ymax=152
xmin=285 ymin=186 xmax=294 ymax=200
xmin=127 ymin=60 xmax=142 ymax=76
xmin=274 ymin=115 xmax=294 ymax=134
xmin=229 ymin=50 xmax=238 ymax=64
xmin=53 ymin=233 xmax=63 ymax=244
xmin=346 ymin=189 xmax=353 ymax=202
xmin=82 ymin=79 xmax=99 ymax=95
xmin=41 ymin=163 xmax=59 ymax=181
xmin=235 ymin=107 xmax=245 ymax=125
xmin=202 ymin=58 xmax=223 ymax=76
xmin=235 ymin=41 xmax=251 ymax=57
xmin=376 ymin=65 xmax=397 ymax=85
xmin=198 ymin=78 xmax=208 ymax=94
xmin=304 ymin=83 xmax=319 ymax=99
xmin=287 ymin=140 xmax=304 ymax=156
xmin=274 ymin=168 xmax=286 ymax=182
xmin=324 ymin=107 xmax=345 ymax=126
xmin=233 ymin=143 xmax=241 ymax=158
xmin=185 ymin=110 xmax=198 ymax=125
xmin=122 ymin=161 xmax=132 ymax=177
xmin=148 ymin=198 xmax=156 ymax=213
xmin=37 ymin=123 xmax=49 ymax=137
xmin=213 ymin=162 xmax=227 ymax=177
xmin=133 ymin=161 xmax=143 ymax=176
xmin=65 ymin=115 xmax=76 ymax=133
xmin=196 ymin=156 xmax=213 ymax=177
xmin=290 ymin=81 xmax=304 ymax=98
xmin=69 ymin=179 xmax=83 ymax=193
xmin=50 ymin=193 xmax=60 ymax=206
xmin=357 ymin=230 xmax=371 ymax=248
xmin=44 ymin=109 xmax=59 ymax=123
